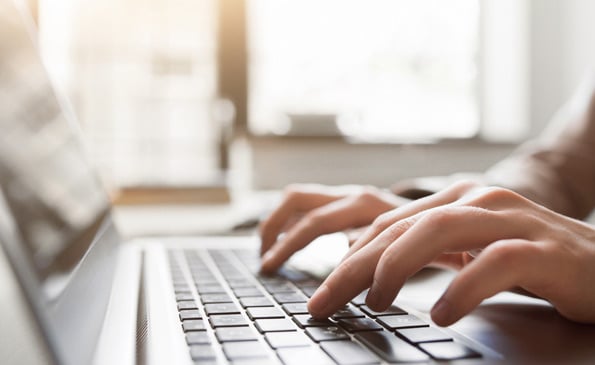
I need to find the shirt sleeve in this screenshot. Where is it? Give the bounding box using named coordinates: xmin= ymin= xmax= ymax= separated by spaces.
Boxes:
xmin=485 ymin=77 xmax=595 ymax=220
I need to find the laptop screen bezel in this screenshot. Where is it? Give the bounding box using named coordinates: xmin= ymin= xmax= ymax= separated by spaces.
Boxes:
xmin=0 ymin=3 xmax=123 ymax=365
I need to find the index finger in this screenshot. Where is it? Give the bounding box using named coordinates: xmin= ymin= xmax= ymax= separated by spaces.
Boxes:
xmin=307 ymin=240 xmax=386 ymax=318
xmin=343 ymin=180 xmax=479 ymax=262
xmin=366 ymin=206 xmax=529 ymax=311
xmin=259 ymin=189 xmax=340 ymax=255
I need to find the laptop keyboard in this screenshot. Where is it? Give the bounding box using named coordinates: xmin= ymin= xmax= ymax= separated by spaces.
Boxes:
xmin=168 ymin=249 xmax=481 ymax=364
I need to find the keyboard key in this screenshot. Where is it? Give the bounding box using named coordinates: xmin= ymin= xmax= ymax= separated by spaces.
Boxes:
xmin=196 ymin=284 xmax=226 ymax=294
xmin=186 ymin=332 xmax=211 ymax=345
xmin=332 ymin=305 xmax=365 ymax=319
xmin=222 ymin=341 xmax=269 ymax=360
xmin=293 ymin=315 xmax=334 ymax=328
xmin=294 ymin=279 xmax=321 ymax=289
xmin=306 ymin=326 xmax=350 ymax=342
xmin=240 ymin=296 xmax=274 ymax=308
xmin=204 ymin=303 xmax=241 ymax=315
xmin=264 ymin=283 xmax=296 ymax=293
xmin=189 ymin=344 xmax=216 ymax=360
xmin=355 ymin=331 xmax=430 ymax=363
xmin=397 ymin=327 xmax=451 ymax=343
xmin=234 ymin=287 xmax=264 ymax=297
xmin=200 ymin=293 xmax=233 ymax=304
xmin=216 ymin=327 xmax=259 ymax=342
xmin=277 ymin=266 xmax=310 ymax=282
xmin=360 ymin=305 xmax=407 ymax=317
xmin=301 ymin=286 xmax=319 ymax=297
xmin=177 ymin=301 xmax=198 ymax=311
xmin=194 ymin=276 xmax=219 ymax=286
xmin=209 ymin=314 xmax=249 ymax=327
xmin=376 ymin=314 xmax=427 ymax=330
xmin=247 ymin=307 xmax=285 ymax=320
xmin=174 ymin=286 xmax=191 ymax=294
xmin=179 ymin=309 xmax=202 ymax=321
xmin=337 ymin=318 xmax=383 ymax=332
xmin=182 ymin=319 xmax=206 ymax=332
xmin=255 ymin=318 xmax=297 ymax=333
xmin=257 ymin=276 xmax=285 ymax=285
xmin=350 ymin=290 xmax=369 ymax=306
xmin=265 ymin=332 xmax=312 ymax=348
xmin=273 ymin=292 xmax=308 ymax=304
xmin=227 ymin=278 xmax=255 ymax=288
xmin=277 ymin=346 xmax=335 ymax=365
xmin=282 ymin=302 xmax=309 ymax=315
xmin=419 ymin=341 xmax=481 ymax=360
xmin=221 ymin=271 xmax=244 ymax=280
xmin=321 ymin=340 xmax=380 ymax=365
xmin=176 ymin=293 xmax=194 ymax=301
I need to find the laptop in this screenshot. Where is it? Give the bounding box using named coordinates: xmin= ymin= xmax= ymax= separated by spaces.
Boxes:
xmin=1 ymin=2 xmax=595 ymax=364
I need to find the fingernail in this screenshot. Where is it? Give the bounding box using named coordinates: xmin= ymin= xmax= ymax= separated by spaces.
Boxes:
xmin=431 ymin=297 xmax=452 ymax=326
xmin=308 ymin=284 xmax=330 ymax=316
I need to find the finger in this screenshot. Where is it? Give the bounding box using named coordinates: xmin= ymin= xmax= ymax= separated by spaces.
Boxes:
xmin=308 ymin=243 xmax=383 ymax=318
xmin=343 ymin=180 xmax=479 ymax=262
xmin=259 ymin=189 xmax=340 ymax=255
xmin=346 ymin=226 xmax=369 ymax=246
xmin=366 ymin=206 xmax=528 ymax=310
xmin=427 ymin=252 xmax=471 ymax=271
xmin=431 ymin=239 xmax=536 ymax=326
xmin=307 ymin=210 xmax=428 ymax=318
xmin=307 ymin=211 xmax=430 ymax=319
xmin=260 ymin=195 xmax=384 ymax=273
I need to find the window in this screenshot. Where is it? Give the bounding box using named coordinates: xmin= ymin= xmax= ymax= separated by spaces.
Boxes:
xmin=38 ymin=0 xmax=219 ymax=188
xmin=248 ymin=0 xmax=480 ymax=141
xmin=35 ymin=0 xmax=529 ymax=190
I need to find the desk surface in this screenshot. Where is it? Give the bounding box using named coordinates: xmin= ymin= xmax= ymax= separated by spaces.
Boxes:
xmin=112 ymin=191 xmax=279 ymax=239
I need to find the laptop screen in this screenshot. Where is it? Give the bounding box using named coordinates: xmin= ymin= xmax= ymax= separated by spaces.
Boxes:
xmin=0 ymin=5 xmax=110 ymax=298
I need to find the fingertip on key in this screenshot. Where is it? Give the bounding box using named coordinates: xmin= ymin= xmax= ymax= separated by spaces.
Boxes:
xmin=308 ymin=284 xmax=330 ymax=318
xmin=259 ymin=250 xmax=277 ymax=273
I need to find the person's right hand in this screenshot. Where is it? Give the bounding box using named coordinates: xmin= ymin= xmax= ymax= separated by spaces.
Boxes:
xmin=305 ymin=180 xmax=595 ymax=326
xmin=259 ymin=184 xmax=410 ymax=273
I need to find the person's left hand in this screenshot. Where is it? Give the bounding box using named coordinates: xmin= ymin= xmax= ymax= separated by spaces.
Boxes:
xmin=259 ymin=184 xmax=409 ymax=273
xmin=307 ymin=181 xmax=595 ymax=326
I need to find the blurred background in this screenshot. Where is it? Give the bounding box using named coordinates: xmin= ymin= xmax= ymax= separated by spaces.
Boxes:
xmin=23 ymin=0 xmax=595 ymax=197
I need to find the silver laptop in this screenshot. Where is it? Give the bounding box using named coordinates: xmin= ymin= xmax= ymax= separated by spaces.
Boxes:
xmin=2 ymin=2 xmax=595 ymax=365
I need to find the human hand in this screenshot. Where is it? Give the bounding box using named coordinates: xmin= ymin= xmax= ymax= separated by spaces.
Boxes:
xmin=307 ymin=180 xmax=595 ymax=326
xmin=259 ymin=184 xmax=410 ymax=273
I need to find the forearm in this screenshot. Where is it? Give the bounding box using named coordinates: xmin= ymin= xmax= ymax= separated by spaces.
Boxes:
xmin=485 ymin=81 xmax=595 ymax=220
xmin=391 ymin=78 xmax=595 ymax=220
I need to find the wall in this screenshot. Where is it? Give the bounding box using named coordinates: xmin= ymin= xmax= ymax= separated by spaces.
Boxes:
xmin=530 ymin=0 xmax=595 ymax=135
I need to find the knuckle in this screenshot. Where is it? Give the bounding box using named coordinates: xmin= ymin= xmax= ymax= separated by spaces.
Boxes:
xmin=473 ymin=186 xmax=522 ymax=206
xmin=372 ymin=211 xmax=395 ymax=230
xmin=302 ymin=210 xmax=324 ymax=230
xmin=421 ymin=207 xmax=459 ymax=228
xmin=484 ymin=240 xmax=533 ymax=265
xmin=386 ymin=217 xmax=416 ymax=237
xmin=356 ymin=186 xmax=382 ymax=201
xmin=451 ymin=179 xmax=482 ymax=193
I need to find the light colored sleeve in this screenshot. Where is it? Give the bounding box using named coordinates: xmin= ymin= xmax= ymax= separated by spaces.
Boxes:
xmin=485 ymin=78 xmax=595 ymax=219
